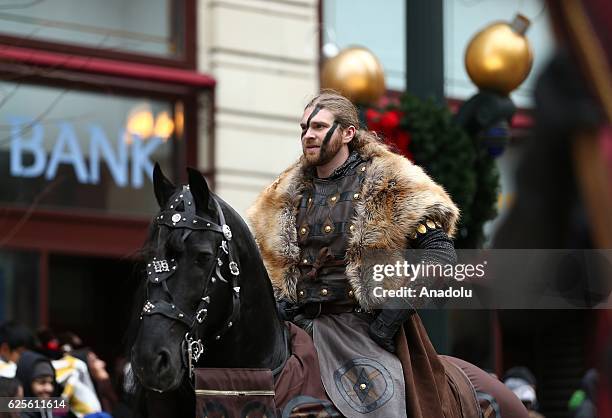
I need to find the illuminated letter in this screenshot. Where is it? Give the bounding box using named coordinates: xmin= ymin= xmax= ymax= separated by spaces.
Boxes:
xmin=89 ymin=125 xmax=128 ymax=187
xmin=131 ymin=135 xmax=162 ymax=188
xmin=9 ymin=117 xmax=45 ymax=178
xmin=46 ymin=123 xmax=89 ymax=183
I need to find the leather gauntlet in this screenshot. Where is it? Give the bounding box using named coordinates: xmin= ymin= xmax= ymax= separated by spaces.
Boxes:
xmin=276 ymin=299 xmax=301 ymax=322
xmin=368 ymin=308 xmax=415 ymax=353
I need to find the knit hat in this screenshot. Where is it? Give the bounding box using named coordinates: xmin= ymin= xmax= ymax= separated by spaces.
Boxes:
xmin=32 ymin=361 xmax=54 ymax=379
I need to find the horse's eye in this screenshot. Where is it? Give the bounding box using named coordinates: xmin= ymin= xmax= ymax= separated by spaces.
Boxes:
xmin=195 ymin=252 xmax=212 ymax=267
xmin=165 ymin=248 xmax=180 ymax=262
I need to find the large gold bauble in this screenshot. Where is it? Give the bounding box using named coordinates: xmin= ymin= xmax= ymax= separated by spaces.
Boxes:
xmin=465 ymin=15 xmax=533 ymax=95
xmin=321 ymin=46 xmax=386 ymax=105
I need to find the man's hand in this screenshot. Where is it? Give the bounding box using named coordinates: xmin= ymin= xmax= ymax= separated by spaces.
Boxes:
xmin=368 ymin=320 xmax=397 ymax=353
xmin=276 ymin=299 xmax=301 ymax=321
xmin=368 ymin=308 xmax=415 ymax=353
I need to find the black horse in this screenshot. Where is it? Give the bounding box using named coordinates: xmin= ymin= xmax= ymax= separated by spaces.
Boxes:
xmin=129 ymin=164 xmax=288 ymax=417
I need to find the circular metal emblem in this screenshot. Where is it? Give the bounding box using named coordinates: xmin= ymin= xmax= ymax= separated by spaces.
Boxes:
xmin=171 ymin=213 xmax=181 ymax=223
xmin=200 ymin=400 xmax=229 ymax=418
xmin=333 ymin=358 xmax=394 ymax=414
xmin=240 ymin=400 xmax=274 ymax=418
xmin=229 ymin=261 xmax=240 ymax=276
xmin=222 ymin=224 xmax=232 ymax=241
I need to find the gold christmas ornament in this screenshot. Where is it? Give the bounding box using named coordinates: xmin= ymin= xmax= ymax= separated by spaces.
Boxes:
xmin=465 ymin=14 xmax=533 ymax=95
xmin=321 ymin=46 xmax=386 ymax=105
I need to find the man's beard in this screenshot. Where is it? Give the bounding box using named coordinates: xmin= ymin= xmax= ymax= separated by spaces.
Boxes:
xmin=303 ymin=133 xmax=343 ymax=167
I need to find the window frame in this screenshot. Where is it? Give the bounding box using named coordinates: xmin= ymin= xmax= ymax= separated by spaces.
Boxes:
xmin=0 ymin=44 xmax=216 ymax=261
xmin=0 ymin=0 xmax=196 ymax=69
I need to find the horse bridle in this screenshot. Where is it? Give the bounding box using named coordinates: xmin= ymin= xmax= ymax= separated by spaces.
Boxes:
xmin=139 ymin=185 xmax=241 ymax=379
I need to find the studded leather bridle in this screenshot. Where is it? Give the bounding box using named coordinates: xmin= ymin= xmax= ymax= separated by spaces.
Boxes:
xmin=139 ymin=185 xmax=241 ymax=378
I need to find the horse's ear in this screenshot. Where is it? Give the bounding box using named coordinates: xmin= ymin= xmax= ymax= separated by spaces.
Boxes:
xmin=153 ymin=162 xmax=176 ymax=208
xmin=187 ymin=167 xmax=214 ymax=216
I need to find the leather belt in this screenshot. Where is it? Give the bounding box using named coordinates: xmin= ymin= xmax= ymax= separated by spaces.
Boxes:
xmin=302 ymin=302 xmax=360 ymax=319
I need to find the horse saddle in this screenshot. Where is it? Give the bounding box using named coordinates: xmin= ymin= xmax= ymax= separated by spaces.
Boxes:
xmin=194 ymin=323 xmax=340 ymax=417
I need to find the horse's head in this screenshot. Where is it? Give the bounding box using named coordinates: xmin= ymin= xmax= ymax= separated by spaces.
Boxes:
xmin=131 ymin=164 xmax=241 ymax=392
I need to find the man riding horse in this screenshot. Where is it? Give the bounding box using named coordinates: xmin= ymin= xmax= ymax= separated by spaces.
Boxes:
xmin=248 ymin=91 xmax=527 ymax=417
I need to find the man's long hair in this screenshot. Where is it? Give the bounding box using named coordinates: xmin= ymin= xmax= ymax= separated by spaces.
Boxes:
xmin=305 ymin=90 xmax=381 ymax=151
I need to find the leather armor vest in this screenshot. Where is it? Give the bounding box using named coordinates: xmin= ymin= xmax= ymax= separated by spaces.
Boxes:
xmin=295 ymin=153 xmax=367 ymax=305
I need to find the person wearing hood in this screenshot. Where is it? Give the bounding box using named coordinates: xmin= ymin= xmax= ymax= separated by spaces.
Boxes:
xmin=569 ymin=369 xmax=598 ymax=418
xmin=33 ymin=329 xmax=103 ymax=418
xmin=15 ymin=351 xmax=59 ymax=418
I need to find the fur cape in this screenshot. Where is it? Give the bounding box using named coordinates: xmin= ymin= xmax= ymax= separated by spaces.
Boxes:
xmin=247 ymin=136 xmax=459 ymax=311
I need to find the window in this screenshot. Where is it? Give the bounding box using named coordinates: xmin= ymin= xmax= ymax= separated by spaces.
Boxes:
xmin=0 ymin=81 xmax=187 ymax=215
xmin=322 ymin=0 xmax=406 ymax=91
xmin=0 ymin=250 xmax=39 ymax=326
xmin=0 ymin=0 xmax=193 ymax=66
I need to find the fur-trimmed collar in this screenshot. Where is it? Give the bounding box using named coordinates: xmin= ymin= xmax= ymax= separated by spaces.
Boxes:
xmin=247 ymin=136 xmax=459 ymax=310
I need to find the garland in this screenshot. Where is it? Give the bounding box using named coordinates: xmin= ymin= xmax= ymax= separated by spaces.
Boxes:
xmin=365 ymin=94 xmax=499 ymax=248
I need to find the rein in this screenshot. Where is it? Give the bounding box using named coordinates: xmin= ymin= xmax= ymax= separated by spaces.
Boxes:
xmin=139 ymin=186 xmax=242 ymax=379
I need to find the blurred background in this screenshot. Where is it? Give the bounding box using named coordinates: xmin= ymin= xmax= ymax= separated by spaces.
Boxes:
xmin=0 ymin=1 xmax=610 ymax=417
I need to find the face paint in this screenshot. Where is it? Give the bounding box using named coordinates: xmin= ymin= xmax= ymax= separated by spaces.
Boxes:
xmin=316 ymin=121 xmax=341 ymax=166
xmin=321 ymin=121 xmax=338 ymax=148
xmin=301 ymin=105 xmax=322 ymax=139
xmin=301 ymin=106 xmax=345 ymax=167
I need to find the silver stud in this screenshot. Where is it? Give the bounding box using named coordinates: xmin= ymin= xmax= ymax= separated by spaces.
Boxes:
xmin=170 ymin=205 xmax=174 ymax=209
xmin=178 ymin=313 xmax=184 ymax=318
xmin=175 ymin=198 xmax=179 ymax=202
xmin=188 ymin=202 xmax=192 ymax=205
xmin=147 ymin=264 xmax=151 ymax=267
xmin=206 ymin=223 xmax=211 ymax=227
xmin=160 ymin=215 xmax=163 ymax=219
xmin=172 ymin=213 xmax=181 ymax=223
xmin=139 ymin=316 xmax=143 ymax=320
xmin=171 ymin=305 xmax=175 ymax=309
xmin=202 ymin=296 xmax=210 ymax=303
xmin=148 ymin=272 xmax=151 ymax=275
xmin=179 ymin=194 xmax=183 ymax=198
xmin=182 ymin=218 xmax=186 ymax=222
xmin=172 ymin=266 xmax=176 ymax=270
xmin=233 ymin=286 xmax=240 ymax=294
xmin=211 ymin=277 xmax=216 ymax=283
xmin=193 ymin=220 xmax=197 ymax=224
xmin=228 ymin=322 xmax=233 ymax=328
xmin=155 ymin=278 xmax=159 ymax=282
xmin=215 ymin=335 xmax=220 ymax=340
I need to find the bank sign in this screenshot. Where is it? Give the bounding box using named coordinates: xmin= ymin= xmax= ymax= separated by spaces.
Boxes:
xmin=8 ymin=117 xmax=163 ymax=188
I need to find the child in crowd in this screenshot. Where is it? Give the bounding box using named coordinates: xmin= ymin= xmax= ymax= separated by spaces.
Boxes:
xmin=16 ymin=350 xmax=59 ymax=418
xmin=0 ymin=322 xmax=35 ymax=378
